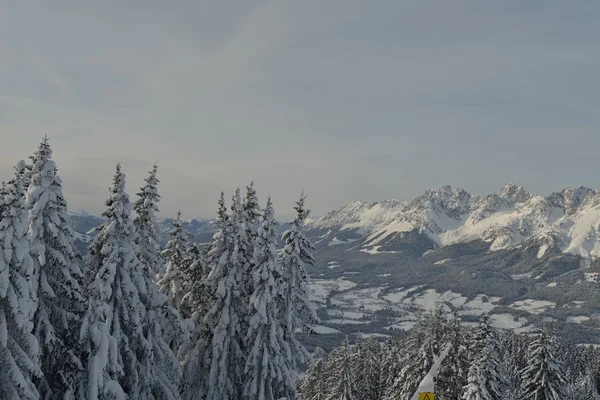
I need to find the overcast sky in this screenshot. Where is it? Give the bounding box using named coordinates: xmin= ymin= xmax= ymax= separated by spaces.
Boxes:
xmin=1 ymin=1 xmax=600 ymax=218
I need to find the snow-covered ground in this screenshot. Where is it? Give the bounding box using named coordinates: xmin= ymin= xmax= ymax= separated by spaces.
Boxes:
xmin=309 ymin=279 xmax=542 ymax=334
xmin=509 ymin=299 xmax=556 ymax=315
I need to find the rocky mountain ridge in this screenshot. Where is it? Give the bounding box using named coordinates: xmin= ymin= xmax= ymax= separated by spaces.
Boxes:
xmin=308 ymin=184 xmax=600 ymax=259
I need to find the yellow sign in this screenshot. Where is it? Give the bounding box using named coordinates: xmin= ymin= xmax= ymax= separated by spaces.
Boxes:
xmin=419 ymin=393 xmax=434 ymax=400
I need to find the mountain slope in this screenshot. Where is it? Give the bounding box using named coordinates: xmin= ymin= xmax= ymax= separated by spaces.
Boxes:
xmin=308 ymin=184 xmax=600 ymax=259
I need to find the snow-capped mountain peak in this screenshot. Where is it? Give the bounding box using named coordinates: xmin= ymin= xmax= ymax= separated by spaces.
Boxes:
xmin=309 ymin=184 xmax=600 ymax=259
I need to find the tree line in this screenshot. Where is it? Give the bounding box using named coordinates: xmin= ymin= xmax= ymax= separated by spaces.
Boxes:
xmin=301 ymin=308 xmax=600 ymax=400
xmin=0 ymin=137 xmax=317 ymax=400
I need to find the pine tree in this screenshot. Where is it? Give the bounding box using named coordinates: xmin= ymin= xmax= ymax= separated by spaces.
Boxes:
xmin=181 ymin=189 xmax=247 ymax=400
xmin=354 ymin=336 xmax=383 ymax=400
xmin=387 ymin=307 xmax=447 ymax=399
xmin=132 ymin=163 xmax=183 ymax=399
xmin=133 ymin=163 xmax=163 ymax=281
xmin=243 ymin=182 xmax=262 ymax=242
xmin=158 ymin=212 xmax=191 ymax=309
xmin=179 ymin=242 xmax=207 ymax=318
xmin=0 ymin=161 xmax=41 ymax=400
xmin=380 ymin=338 xmax=403 ymax=393
xmin=243 ymin=197 xmax=295 ymax=400
xmin=79 ymin=164 xmax=150 ymax=399
xmin=181 ymin=193 xmax=228 ymax=399
xmin=500 ymin=332 xmax=523 ymax=400
xmin=462 ymin=315 xmax=504 ymax=400
xmin=26 ymin=138 xmax=85 ymax=399
xmin=574 ymin=370 xmax=600 ymax=400
xmin=437 ymin=312 xmax=468 ymax=400
xmin=280 ymin=192 xmax=319 ymax=369
xmin=519 ymin=329 xmax=567 ymax=400
xmin=327 ymin=337 xmax=356 ymax=400
xmin=301 ymin=347 xmax=329 ymax=400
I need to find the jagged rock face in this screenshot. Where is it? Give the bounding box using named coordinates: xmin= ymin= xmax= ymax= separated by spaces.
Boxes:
xmin=307 ymin=184 xmax=600 ymax=259
xmin=548 ymin=187 xmax=594 ymax=216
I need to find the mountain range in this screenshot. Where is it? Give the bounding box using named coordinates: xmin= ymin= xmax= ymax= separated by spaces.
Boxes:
xmin=68 ymin=184 xmax=600 ymax=346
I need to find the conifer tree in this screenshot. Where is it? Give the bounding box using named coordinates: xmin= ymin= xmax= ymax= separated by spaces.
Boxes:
xmin=132 ymin=163 xmax=184 ymax=399
xmin=0 ymin=161 xmax=41 ymax=400
xmin=437 ymin=312 xmax=468 ymax=400
xmin=387 ymin=307 xmax=447 ymax=399
xmin=133 ymin=163 xmax=163 ymax=280
xmin=181 ymin=193 xmax=229 ymax=399
xmin=79 ymin=164 xmax=151 ymax=399
xmin=243 ymin=197 xmax=295 ymax=400
xmin=380 ymin=338 xmax=403 ymax=392
xmin=500 ymin=332 xmax=523 ymax=400
xmin=158 ymin=212 xmax=191 ymax=309
xmin=326 ymin=336 xmax=356 ymax=400
xmin=243 ymin=182 xmax=262 ymax=242
xmin=26 ymin=138 xmax=85 ymax=399
xmin=354 ymin=336 xmax=383 ymax=400
xmin=179 ymin=242 xmax=207 ymax=318
xmin=182 ymin=189 xmax=247 ymax=400
xmin=301 ymin=347 xmax=329 ymax=400
xmin=280 ymin=193 xmax=319 ymax=369
xmin=519 ymin=329 xmax=567 ymax=400
xmin=462 ymin=315 xmax=504 ymax=400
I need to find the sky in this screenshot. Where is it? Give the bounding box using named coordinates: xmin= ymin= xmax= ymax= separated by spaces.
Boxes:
xmin=1 ymin=1 xmax=600 ymax=219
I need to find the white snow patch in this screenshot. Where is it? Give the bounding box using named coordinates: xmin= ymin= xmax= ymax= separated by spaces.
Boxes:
xmin=311 ymin=325 xmax=341 ymax=334
xmin=585 ymin=273 xmax=600 ymax=283
xmin=510 ymin=299 xmax=556 ymax=314
xmin=310 ymin=278 xmax=358 ymax=304
xmin=360 ymin=245 xmax=398 ymax=255
xmin=434 ymin=258 xmax=451 ymax=265
xmin=384 ymin=321 xmax=415 ymax=331
xmin=328 ymin=237 xmax=360 ymax=246
xmin=511 ymin=272 xmax=533 ymax=280
xmin=460 ymin=295 xmax=501 ymax=316
xmin=328 ymin=319 xmax=369 ymax=325
xmin=357 ymin=332 xmax=392 ymax=339
xmin=489 ymin=314 xmax=528 ymax=330
xmin=567 ymin=316 xmax=590 ymax=324
xmin=546 ymin=282 xmax=557 ymax=287
xmin=537 ymin=244 xmax=549 ymax=258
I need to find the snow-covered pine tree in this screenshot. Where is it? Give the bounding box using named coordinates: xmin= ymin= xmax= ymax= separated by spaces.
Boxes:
xmin=500 ymin=332 xmax=524 ymax=400
xmin=380 ymin=338 xmax=403 ymax=394
xmin=386 ymin=306 xmax=447 ymax=399
xmin=519 ymin=329 xmax=567 ymax=400
xmin=181 ymin=192 xmax=228 ymax=399
xmin=462 ymin=315 xmax=505 ymax=400
xmin=326 ymin=336 xmax=357 ymax=400
xmin=0 ymin=161 xmax=41 ymax=400
xmin=79 ymin=164 xmax=151 ymax=399
xmin=243 ymin=182 xmax=262 ymax=242
xmin=280 ymin=192 xmax=319 ymax=369
xmin=243 ymin=196 xmax=296 ymax=400
xmin=301 ymin=347 xmax=329 ymax=400
xmin=240 ymin=182 xmax=262 ymax=341
xmin=354 ymin=336 xmax=383 ymax=400
xmin=242 ymin=182 xmax=261 ymax=261
xmin=157 ymin=211 xmax=191 ymax=309
xmin=204 ymin=191 xmax=228 ymax=267
xmin=436 ymin=312 xmax=468 ymax=400
xmin=133 ymin=163 xmax=163 ymax=282
xmin=131 ymin=163 xmax=184 ymax=399
xmin=179 ymin=242 xmax=207 ymax=318
xmin=26 ymin=138 xmax=85 ymax=399
xmin=573 ymin=369 xmax=600 ymax=399
xmin=181 ymin=189 xmax=247 ymax=400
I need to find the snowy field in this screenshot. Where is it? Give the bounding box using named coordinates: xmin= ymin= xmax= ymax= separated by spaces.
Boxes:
xmin=309 ymin=277 xmax=590 ymax=335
